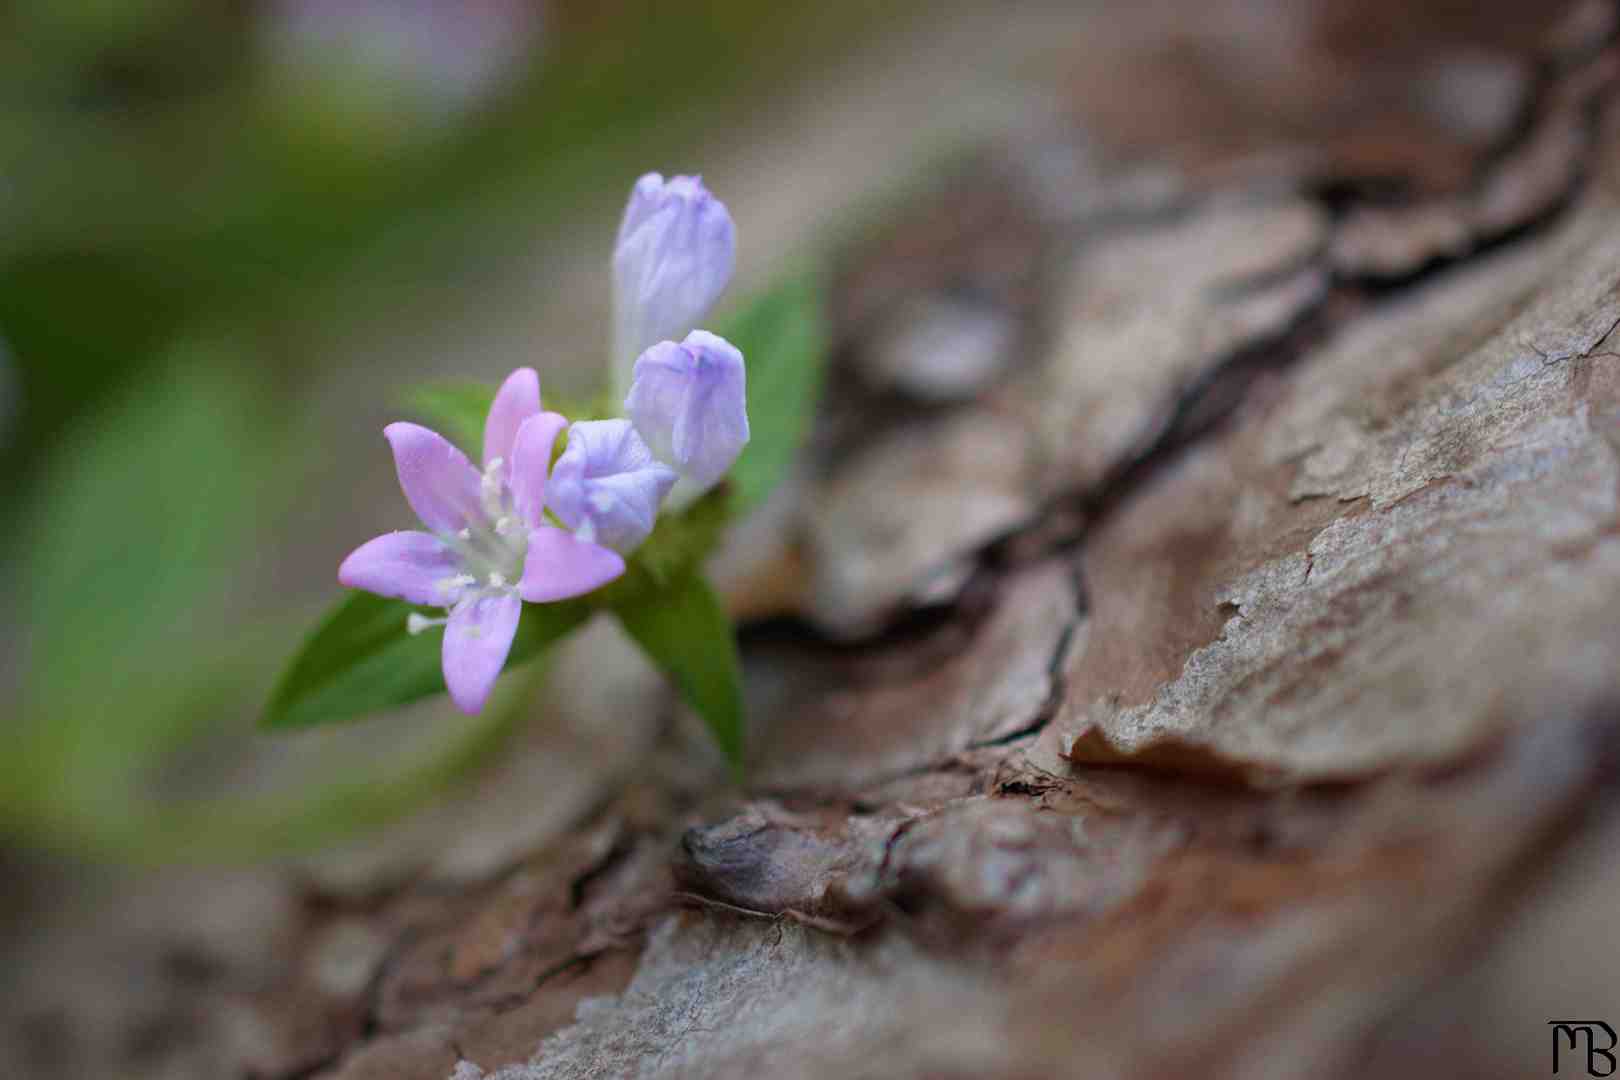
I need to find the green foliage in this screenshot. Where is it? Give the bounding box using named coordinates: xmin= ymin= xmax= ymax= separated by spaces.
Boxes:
xmin=402 ymin=379 xmax=499 ymax=455
xmin=713 ymin=273 xmax=827 ymax=513
xmin=614 ymin=569 xmax=745 ymax=771
xmin=261 ymin=593 xmax=445 ymax=730
xmin=263 ymin=591 xmax=591 ymax=730
xmin=20 ymin=347 xmax=261 ymax=707
xmin=5 ymin=344 xmax=277 ymax=836
xmin=622 ymin=486 xmax=732 ymax=592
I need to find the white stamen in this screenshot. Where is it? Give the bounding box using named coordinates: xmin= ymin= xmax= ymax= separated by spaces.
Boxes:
xmin=495 ymin=516 xmax=515 ymax=535
xmin=457 ymin=528 xmax=472 ymax=540
xmin=407 ymin=613 xmax=448 ymax=635
xmin=487 ymin=571 xmax=507 ymax=589
xmin=576 ymin=518 xmax=598 ymax=545
xmin=438 ymin=573 xmax=476 ymax=595
xmin=480 ymin=458 xmax=509 ymax=519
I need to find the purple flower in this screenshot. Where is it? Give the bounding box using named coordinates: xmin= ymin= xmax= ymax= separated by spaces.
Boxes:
xmin=546 ymin=419 xmax=677 ymax=554
xmin=612 ymin=173 xmax=735 ymax=395
xmin=624 ymin=330 xmax=749 ymax=500
xmin=339 ymin=368 xmax=625 ymax=714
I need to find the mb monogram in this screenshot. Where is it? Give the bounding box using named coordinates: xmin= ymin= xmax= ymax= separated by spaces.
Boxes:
xmin=1551 ymin=1021 xmax=1618 ymax=1076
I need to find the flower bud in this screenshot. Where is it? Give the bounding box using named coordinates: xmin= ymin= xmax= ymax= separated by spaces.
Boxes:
xmin=545 ymin=419 xmax=677 ymax=554
xmin=623 ymin=330 xmax=749 ymax=501
xmin=612 ymin=173 xmax=735 ymax=396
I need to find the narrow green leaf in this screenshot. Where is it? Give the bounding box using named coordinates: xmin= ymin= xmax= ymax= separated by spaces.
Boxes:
xmin=712 ymin=273 xmax=827 ymax=513
xmin=8 ymin=347 xmax=283 ymax=828
xmin=624 ymin=486 xmax=731 ymax=590
xmin=262 ymin=591 xmax=591 ymax=729
xmin=614 ymin=571 xmax=744 ymax=770
xmin=402 ymin=379 xmax=497 ymax=454
xmin=20 ymin=351 xmax=265 ymax=705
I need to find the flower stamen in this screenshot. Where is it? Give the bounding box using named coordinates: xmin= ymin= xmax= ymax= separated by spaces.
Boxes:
xmin=438 ymin=572 xmax=477 ymax=596
xmin=407 ymin=613 xmax=449 ymax=635
xmin=479 ymin=457 xmax=510 ymax=521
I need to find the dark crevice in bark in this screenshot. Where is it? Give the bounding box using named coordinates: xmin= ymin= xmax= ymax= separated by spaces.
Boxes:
xmin=567 ymin=833 xmax=633 ymax=912
xmin=966 ymin=605 xmax=1080 ymax=752
xmin=742 ymin=14 xmax=1617 ymax=668
xmin=749 ymin=754 xmax=988 ymax=808
xmin=477 ymin=955 xmax=594 ymax=1016
xmin=1052 ymin=39 xmax=1612 ymax=551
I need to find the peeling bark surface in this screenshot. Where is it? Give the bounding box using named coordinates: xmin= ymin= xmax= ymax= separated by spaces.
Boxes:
xmin=12 ymin=2 xmax=1620 ymax=1078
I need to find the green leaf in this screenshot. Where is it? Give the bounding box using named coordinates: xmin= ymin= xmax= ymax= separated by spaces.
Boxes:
xmin=8 ymin=346 xmax=280 ymax=824
xmin=712 ymin=273 xmax=827 ymax=513
xmin=262 ymin=591 xmax=591 ymax=729
xmin=19 ymin=351 xmax=264 ymax=708
xmin=624 ymin=486 xmax=731 ymax=590
xmin=402 ymin=379 xmax=497 ymax=454
xmin=614 ymin=570 xmax=744 ymax=771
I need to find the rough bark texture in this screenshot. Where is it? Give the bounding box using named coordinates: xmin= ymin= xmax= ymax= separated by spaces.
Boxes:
xmin=11 ymin=2 xmax=1620 ymax=1078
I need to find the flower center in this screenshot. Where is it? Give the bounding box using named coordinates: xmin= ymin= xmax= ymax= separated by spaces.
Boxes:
xmin=442 ymin=458 xmax=527 ymax=599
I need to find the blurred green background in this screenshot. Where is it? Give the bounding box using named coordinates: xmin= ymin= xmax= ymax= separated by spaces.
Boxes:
xmin=0 ymin=0 xmax=963 ymax=860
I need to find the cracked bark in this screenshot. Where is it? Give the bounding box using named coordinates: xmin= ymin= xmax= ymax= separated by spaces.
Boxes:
xmin=13 ymin=3 xmax=1620 ymax=1079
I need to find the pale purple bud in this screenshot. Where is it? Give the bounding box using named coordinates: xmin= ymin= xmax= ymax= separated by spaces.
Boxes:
xmin=612 ymin=173 xmax=735 ymax=395
xmin=623 ymin=331 xmax=749 ymax=499
xmin=546 ymin=419 xmax=677 ymax=554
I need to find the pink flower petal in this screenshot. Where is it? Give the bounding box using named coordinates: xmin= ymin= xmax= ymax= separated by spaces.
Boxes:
xmin=338 ymin=531 xmax=462 ymax=605
xmin=483 ymin=367 xmax=541 ymax=472
xmin=509 ymin=410 xmax=568 ymax=529
xmin=384 ymin=422 xmax=484 ymax=534
xmin=442 ymin=591 xmax=522 ymax=714
xmin=519 ymin=526 xmax=625 ymax=602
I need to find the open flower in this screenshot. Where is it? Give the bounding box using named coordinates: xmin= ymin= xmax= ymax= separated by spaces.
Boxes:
xmin=546 ymin=419 xmax=677 ymax=553
xmin=338 ymin=368 xmax=625 ymax=713
xmin=612 ymin=173 xmax=735 ymax=396
xmin=624 ymin=330 xmax=749 ymax=502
